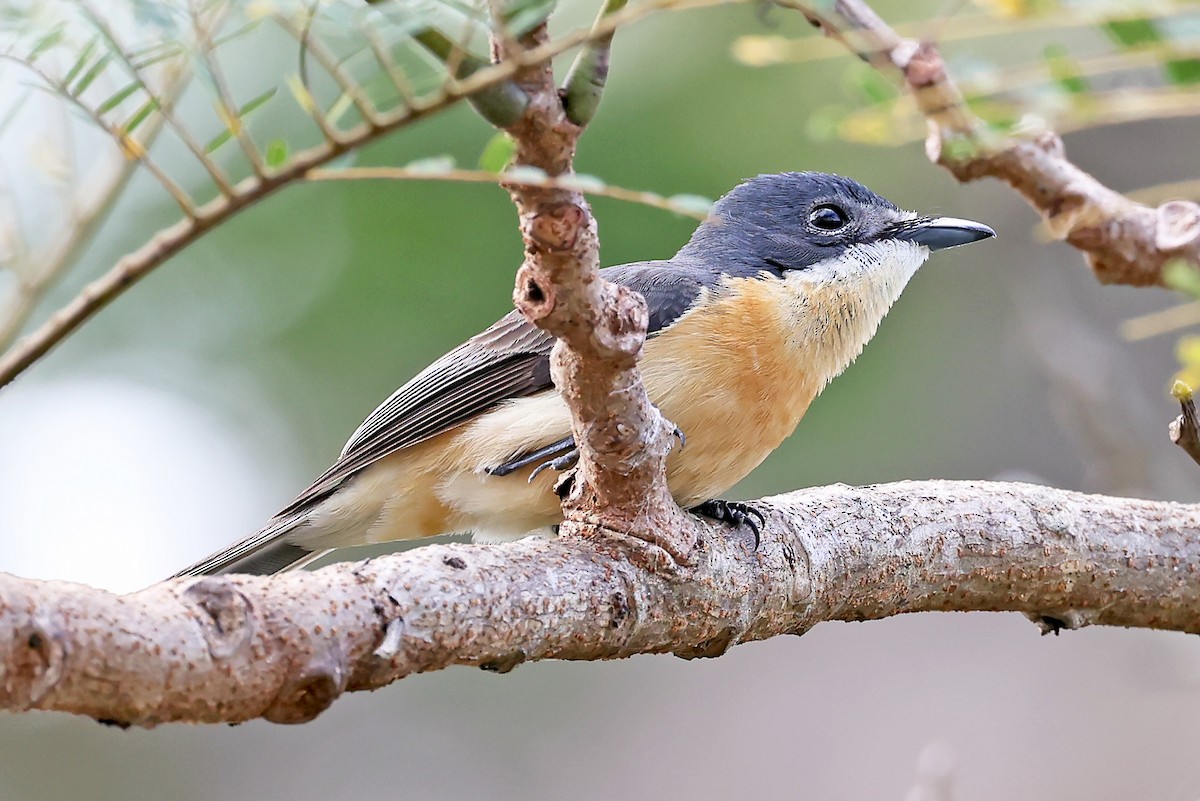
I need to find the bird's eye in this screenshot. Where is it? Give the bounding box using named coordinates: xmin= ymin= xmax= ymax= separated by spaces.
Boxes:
xmin=809 ymin=204 xmax=849 ymax=231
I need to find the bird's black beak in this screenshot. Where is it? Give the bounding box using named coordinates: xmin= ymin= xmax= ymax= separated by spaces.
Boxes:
xmin=890 ymin=217 xmax=996 ymax=252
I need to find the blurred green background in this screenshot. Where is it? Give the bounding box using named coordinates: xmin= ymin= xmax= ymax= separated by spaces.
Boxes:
xmin=2 ymin=1 xmax=1200 ymax=799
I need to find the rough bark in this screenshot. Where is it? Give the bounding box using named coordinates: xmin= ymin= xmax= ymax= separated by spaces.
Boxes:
xmin=2 ymin=480 xmax=1198 ymax=727
xmin=492 ymin=23 xmax=696 ymax=561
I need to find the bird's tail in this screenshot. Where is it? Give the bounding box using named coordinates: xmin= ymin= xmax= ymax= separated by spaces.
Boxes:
xmin=171 ymin=516 xmax=330 ymax=577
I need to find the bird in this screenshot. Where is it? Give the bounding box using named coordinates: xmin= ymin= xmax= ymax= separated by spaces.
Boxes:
xmin=176 ymin=171 xmax=994 ymax=576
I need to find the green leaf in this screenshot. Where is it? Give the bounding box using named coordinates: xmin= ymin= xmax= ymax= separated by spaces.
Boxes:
xmin=847 ymin=65 xmax=896 ymax=105
xmin=1102 ymin=18 xmax=1160 ymax=48
xmin=1166 ymin=58 xmax=1200 ymax=85
xmin=266 ymin=139 xmax=289 ymax=168
xmin=204 ymin=89 xmax=278 ymax=153
xmin=1044 ymin=44 xmax=1088 ymax=94
xmin=1165 ymin=260 xmax=1200 ymax=299
xmin=96 ymin=82 xmax=142 ymax=115
xmin=478 ymin=132 xmax=516 ymax=172
xmin=130 ymin=42 xmax=184 ymax=70
xmin=27 ymin=29 xmax=63 ymax=63
xmin=503 ymin=0 xmax=556 ymax=36
xmin=62 ymin=37 xmax=98 ymax=87
xmin=205 ymin=130 xmax=234 ymax=154
xmin=238 ymin=87 xmax=278 ymax=118
xmin=122 ymin=96 xmax=159 ymax=134
xmin=71 ymin=52 xmax=114 ymax=96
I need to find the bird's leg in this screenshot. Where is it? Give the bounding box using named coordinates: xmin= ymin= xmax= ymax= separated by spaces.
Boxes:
xmin=690 ymin=499 xmax=766 ymax=548
xmin=486 ymin=436 xmax=575 ymax=477
xmin=529 ymin=448 xmax=580 ymax=482
xmin=539 ymin=423 xmax=679 ymax=489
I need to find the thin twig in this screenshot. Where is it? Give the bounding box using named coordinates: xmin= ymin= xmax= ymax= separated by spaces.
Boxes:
xmin=0 ymin=0 xmax=733 ymax=390
xmin=79 ymin=0 xmax=236 ymax=197
xmin=274 ymin=10 xmax=381 ymax=128
xmin=305 ymin=166 xmax=710 ymax=220
xmin=786 ymin=0 xmax=1200 ymax=287
xmin=1121 ymin=301 xmax=1200 ymax=341
xmin=0 ymin=57 xmax=193 ymax=350
xmin=361 ymin=25 xmax=418 ymax=107
xmin=188 ymin=0 xmax=267 ymax=177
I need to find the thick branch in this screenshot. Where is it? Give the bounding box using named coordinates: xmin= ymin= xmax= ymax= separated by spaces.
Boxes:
xmin=2 ymin=480 xmax=1197 ymax=726
xmin=491 ymin=18 xmax=695 ymax=559
xmin=794 ymin=0 xmax=1200 ymax=287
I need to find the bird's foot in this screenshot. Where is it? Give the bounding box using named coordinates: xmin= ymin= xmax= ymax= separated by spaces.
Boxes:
xmin=672 ymin=425 xmax=686 ymax=449
xmin=529 ymin=447 xmax=579 ymax=483
xmin=690 ymin=499 xmax=766 ymax=548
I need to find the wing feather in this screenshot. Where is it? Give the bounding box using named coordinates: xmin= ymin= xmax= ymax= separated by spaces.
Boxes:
xmin=275 ymin=261 xmax=709 ymax=520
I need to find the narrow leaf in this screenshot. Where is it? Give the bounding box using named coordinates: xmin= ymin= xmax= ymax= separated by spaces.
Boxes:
xmin=71 ymin=52 xmax=115 ymax=96
xmin=96 ymin=82 xmax=142 ymax=115
xmin=204 ymin=129 xmax=233 ymax=154
xmin=28 ymin=29 xmax=64 ymax=63
xmin=1102 ymin=18 xmax=1160 ymax=48
xmin=131 ymin=43 xmax=185 ymax=70
xmin=122 ymin=96 xmax=160 ymax=134
xmin=1166 ymin=58 xmax=1200 ymax=86
xmin=204 ymin=89 xmax=277 ymax=153
xmin=478 ymin=132 xmax=516 ymax=172
xmin=266 ymin=139 xmax=289 ymax=168
xmin=62 ymin=37 xmax=98 ymax=87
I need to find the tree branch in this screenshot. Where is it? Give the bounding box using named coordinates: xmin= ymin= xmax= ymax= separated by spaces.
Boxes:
xmin=790 ymin=0 xmax=1200 ymax=287
xmin=0 ymin=0 xmax=724 ymax=391
xmin=2 ymin=480 xmax=1197 ymax=726
xmin=489 ymin=12 xmax=697 ymax=560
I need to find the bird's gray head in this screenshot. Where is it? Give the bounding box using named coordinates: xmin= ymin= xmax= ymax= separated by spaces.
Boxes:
xmin=678 ymin=171 xmax=994 ymax=277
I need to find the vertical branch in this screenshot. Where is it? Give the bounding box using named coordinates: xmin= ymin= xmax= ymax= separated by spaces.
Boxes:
xmin=488 ymin=12 xmax=697 ymax=562
xmin=561 ymin=0 xmax=627 ymax=126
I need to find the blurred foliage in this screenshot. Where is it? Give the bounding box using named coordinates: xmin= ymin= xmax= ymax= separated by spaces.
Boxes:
xmin=1166 ymin=262 xmax=1200 ymax=390
xmin=737 ymin=1 xmax=1200 ymax=145
xmin=3 ymin=0 xmax=1200 ymax=425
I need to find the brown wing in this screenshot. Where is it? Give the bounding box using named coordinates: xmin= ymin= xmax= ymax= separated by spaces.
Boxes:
xmin=173 ymin=260 xmax=711 ymax=576
xmin=274 ymin=309 xmax=555 ymax=518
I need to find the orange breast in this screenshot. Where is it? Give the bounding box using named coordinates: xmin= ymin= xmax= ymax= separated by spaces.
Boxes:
xmin=641 ymin=277 xmax=823 ymax=506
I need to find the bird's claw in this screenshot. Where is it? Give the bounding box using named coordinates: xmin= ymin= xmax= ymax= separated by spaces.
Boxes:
xmin=690 ymin=499 xmax=766 ymax=549
xmin=529 ymin=447 xmax=580 ymax=483
xmin=672 ymin=425 xmax=686 ymax=450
